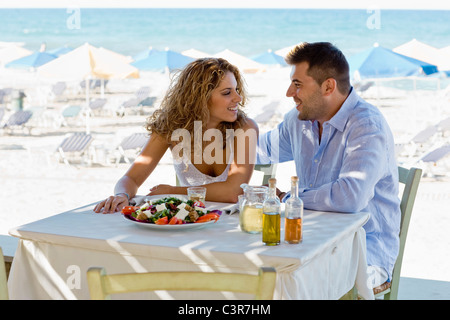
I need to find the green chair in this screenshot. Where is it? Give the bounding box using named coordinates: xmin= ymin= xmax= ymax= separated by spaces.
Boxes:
xmin=175 ymin=163 xmax=278 ymax=187
xmin=254 ymin=164 xmax=278 ymax=185
xmin=341 ymin=166 xmax=422 ymax=300
xmin=373 ymin=166 xmax=422 ymax=299
xmin=0 ymin=247 xmax=9 ymax=300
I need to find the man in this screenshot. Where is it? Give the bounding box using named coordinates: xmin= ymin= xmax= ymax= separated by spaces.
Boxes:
xmin=257 ymin=42 xmax=401 ymax=290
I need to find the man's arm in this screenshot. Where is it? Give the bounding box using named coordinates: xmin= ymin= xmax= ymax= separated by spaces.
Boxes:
xmin=300 ymin=120 xmax=390 ymax=213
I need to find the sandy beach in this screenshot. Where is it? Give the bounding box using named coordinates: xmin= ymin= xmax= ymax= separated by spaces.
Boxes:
xmin=1 ymin=67 xmax=450 ymax=299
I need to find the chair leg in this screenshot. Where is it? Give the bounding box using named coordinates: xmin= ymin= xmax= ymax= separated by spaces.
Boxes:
xmin=340 ymin=285 xmax=358 ymax=300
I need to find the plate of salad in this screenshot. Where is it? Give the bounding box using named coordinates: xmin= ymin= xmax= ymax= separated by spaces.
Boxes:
xmin=122 ymin=196 xmax=221 ymax=230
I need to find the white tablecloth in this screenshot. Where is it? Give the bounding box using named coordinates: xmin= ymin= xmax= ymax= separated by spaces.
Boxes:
xmin=8 ymin=197 xmax=374 ymax=300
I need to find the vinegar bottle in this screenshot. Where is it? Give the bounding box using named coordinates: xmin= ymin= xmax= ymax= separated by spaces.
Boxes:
xmin=284 ymin=176 xmax=303 ymax=244
xmin=262 ymin=178 xmax=281 ymax=246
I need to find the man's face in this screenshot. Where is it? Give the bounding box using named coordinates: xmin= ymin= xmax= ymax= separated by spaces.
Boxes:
xmin=286 ymin=62 xmax=327 ymax=122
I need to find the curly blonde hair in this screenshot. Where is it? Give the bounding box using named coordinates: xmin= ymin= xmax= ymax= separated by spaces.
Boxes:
xmin=145 ymin=58 xmax=248 ymax=144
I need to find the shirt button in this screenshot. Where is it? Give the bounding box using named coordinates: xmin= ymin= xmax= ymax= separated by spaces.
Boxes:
xmin=314 ymin=159 xmax=318 ymax=163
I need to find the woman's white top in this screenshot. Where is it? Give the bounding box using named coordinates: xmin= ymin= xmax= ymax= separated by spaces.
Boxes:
xmin=171 ymin=138 xmax=233 ymax=187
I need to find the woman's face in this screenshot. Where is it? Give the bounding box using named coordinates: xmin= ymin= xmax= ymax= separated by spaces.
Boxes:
xmin=207 ymin=71 xmax=242 ymax=128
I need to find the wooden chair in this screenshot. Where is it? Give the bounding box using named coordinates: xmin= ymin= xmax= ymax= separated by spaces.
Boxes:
xmin=373 ymin=166 xmax=422 ymax=299
xmin=254 ymin=164 xmax=277 ymax=185
xmin=0 ymin=247 xmax=9 ymax=300
xmin=87 ymin=266 xmax=277 ymax=300
xmin=341 ymin=166 xmax=422 ymax=300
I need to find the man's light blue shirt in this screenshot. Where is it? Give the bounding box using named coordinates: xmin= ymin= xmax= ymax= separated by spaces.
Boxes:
xmin=257 ymin=88 xmax=401 ymax=279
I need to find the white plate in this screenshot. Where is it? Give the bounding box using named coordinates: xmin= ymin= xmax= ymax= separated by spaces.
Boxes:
xmin=123 ymin=214 xmax=217 ymax=230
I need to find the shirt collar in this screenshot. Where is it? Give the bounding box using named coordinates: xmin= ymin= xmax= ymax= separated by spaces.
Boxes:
xmin=326 ymin=87 xmax=358 ymax=132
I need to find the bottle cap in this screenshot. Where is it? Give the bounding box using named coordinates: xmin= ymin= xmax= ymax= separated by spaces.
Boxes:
xmin=291 ymin=176 xmax=298 ymax=182
xmin=268 ymin=178 xmax=276 ymax=187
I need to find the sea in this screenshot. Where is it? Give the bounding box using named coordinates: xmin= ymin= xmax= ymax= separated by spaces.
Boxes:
xmin=0 ymin=8 xmax=449 ymax=58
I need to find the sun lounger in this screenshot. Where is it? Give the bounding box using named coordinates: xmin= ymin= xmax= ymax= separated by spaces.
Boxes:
xmin=114 ymin=132 xmax=149 ymax=164
xmin=135 ymin=86 xmax=151 ymax=100
xmin=416 ymin=144 xmax=450 ymax=177
xmin=50 ymin=81 xmax=67 ymax=101
xmin=89 ymin=98 xmax=107 ymax=115
xmin=56 ymin=132 xmax=94 ymax=166
xmin=2 ymin=110 xmax=33 ymax=134
xmin=138 ymin=96 xmax=156 ymax=107
xmin=437 ymin=116 xmax=450 ymax=133
xmin=0 ymin=107 xmax=5 ymax=124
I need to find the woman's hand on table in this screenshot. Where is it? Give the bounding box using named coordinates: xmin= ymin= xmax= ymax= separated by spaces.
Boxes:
xmin=93 ymin=194 xmax=129 ymax=214
xmin=148 ymin=184 xmax=176 ymax=196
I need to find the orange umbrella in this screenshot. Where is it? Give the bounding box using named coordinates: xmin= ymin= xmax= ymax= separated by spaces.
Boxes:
xmin=38 ymin=43 xmax=139 ymax=133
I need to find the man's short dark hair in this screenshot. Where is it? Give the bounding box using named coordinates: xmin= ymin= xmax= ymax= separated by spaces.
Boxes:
xmin=285 ymin=42 xmax=351 ymax=95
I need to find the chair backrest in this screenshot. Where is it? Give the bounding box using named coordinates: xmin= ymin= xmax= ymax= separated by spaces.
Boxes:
xmin=387 ymin=166 xmax=422 ymax=299
xmin=87 ymin=266 xmax=276 ymax=300
xmin=58 ymin=133 xmax=93 ymax=152
xmin=5 ymin=110 xmax=32 ymax=127
xmin=135 ymin=86 xmax=150 ymax=100
xmin=62 ymin=105 xmax=82 ymax=118
xmin=419 ymin=144 xmax=450 ymax=164
xmin=0 ymin=247 xmax=9 ymax=300
xmin=0 ymin=107 xmax=5 ymax=123
xmin=89 ymin=98 xmax=107 ymax=110
xmin=52 ymin=81 xmax=66 ymax=96
xmin=120 ymin=132 xmax=149 ymax=151
xmin=254 ymin=164 xmax=277 ymax=185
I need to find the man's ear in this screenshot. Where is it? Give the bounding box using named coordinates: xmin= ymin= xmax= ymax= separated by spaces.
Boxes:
xmin=321 ymin=78 xmax=336 ymax=96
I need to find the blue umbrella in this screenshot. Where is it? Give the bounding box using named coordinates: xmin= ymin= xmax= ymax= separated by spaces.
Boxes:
xmin=132 ymin=47 xmax=159 ymax=62
xmin=251 ymin=49 xmax=287 ymax=66
xmin=47 ymin=46 xmax=73 ymax=57
xmin=348 ymin=44 xmax=438 ymax=80
xmin=131 ymin=48 xmax=194 ymax=72
xmin=6 ymin=51 xmax=57 ymax=69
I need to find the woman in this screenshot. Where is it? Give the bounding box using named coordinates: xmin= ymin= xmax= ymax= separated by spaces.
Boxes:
xmin=94 ymin=58 xmax=258 ymax=213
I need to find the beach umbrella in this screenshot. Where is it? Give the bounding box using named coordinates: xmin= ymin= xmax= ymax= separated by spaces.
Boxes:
xmin=348 ymin=43 xmax=438 ymax=81
xmin=132 ymin=47 xmax=159 ymax=62
xmin=213 ymin=49 xmax=266 ymax=73
xmin=182 ymin=48 xmax=211 ymax=59
xmin=251 ymin=49 xmax=287 ymax=66
xmin=38 ymin=42 xmax=140 ymax=133
xmin=47 ymin=46 xmax=74 ymax=57
xmin=0 ymin=45 xmax=32 ymax=66
xmin=394 ymin=39 xmax=450 ymax=72
xmin=38 ymin=42 xmax=139 ymax=80
xmin=5 ymin=51 xmax=57 ymax=69
xmin=0 ymin=41 xmax=26 ymax=48
xmin=131 ymin=48 xmax=194 ymax=73
xmin=275 ymin=43 xmax=300 ymax=58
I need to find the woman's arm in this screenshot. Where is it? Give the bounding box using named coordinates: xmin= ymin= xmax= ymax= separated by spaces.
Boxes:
xmin=93 ymin=133 xmax=169 ymax=213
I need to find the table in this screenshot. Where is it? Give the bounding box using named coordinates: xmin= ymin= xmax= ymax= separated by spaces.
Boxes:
xmin=8 ymin=196 xmax=374 ymax=300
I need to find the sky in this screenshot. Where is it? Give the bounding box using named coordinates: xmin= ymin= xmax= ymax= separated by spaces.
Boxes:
xmin=0 ymin=0 xmax=449 ymax=10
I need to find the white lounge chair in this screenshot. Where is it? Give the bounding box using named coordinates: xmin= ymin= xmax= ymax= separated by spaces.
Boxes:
xmin=416 ymin=144 xmax=450 ymax=177
xmin=56 ymin=132 xmax=94 ymax=166
xmin=114 ymin=132 xmax=149 ymax=164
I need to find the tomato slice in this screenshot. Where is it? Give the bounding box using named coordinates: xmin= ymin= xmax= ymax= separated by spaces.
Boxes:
xmin=169 ymin=216 xmax=178 ymax=225
xmin=195 ymin=213 xmax=220 ymax=223
xmin=193 ymin=201 xmax=206 ymax=208
xmin=121 ymin=206 xmax=139 ymax=215
xmin=155 ymin=216 xmax=169 ymax=225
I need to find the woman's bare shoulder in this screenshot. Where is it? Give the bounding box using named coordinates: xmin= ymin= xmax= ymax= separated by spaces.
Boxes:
xmin=242 ymin=117 xmax=259 ymax=132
